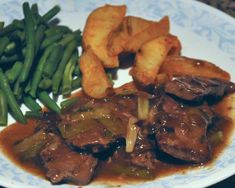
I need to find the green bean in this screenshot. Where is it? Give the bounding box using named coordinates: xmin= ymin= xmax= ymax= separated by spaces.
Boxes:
xmin=19 ymin=2 xmax=35 ymax=83
xmin=24 ymin=79 xmax=31 ymax=93
xmin=25 ymin=111 xmax=43 ymax=120
xmin=4 ymin=42 xmax=16 ymax=55
xmin=39 ymin=78 xmax=52 ymax=89
xmin=72 ymin=77 xmax=81 ymax=90
xmin=15 ymin=87 xmax=23 ymax=101
xmin=73 ymin=64 xmax=80 ymax=76
xmin=0 ymin=19 xmax=24 ymax=37
xmin=62 ymin=51 xmax=78 ymax=96
xmin=0 ymin=22 xmax=4 ymax=30
xmin=5 ymin=61 xmax=23 ymax=83
xmin=5 ymin=41 xmax=16 ymax=50
xmin=31 ymin=4 xmax=39 ymax=15
xmin=60 ymin=96 xmax=79 ymax=110
xmin=58 ymin=77 xmax=81 ymax=95
xmin=0 ymin=24 xmax=17 ymax=37
xmin=11 ymin=29 xmax=25 ymax=40
xmin=52 ymin=40 xmax=77 ymax=94
xmin=13 ymin=80 xmax=20 ymax=96
xmin=0 ymin=89 xmax=8 ymax=126
xmin=29 ymin=44 xmax=54 ymax=97
xmin=42 ymin=5 xmax=61 ymax=22
xmin=12 ymin=19 xmax=24 ymax=29
xmin=45 ymin=25 xmax=71 ymax=37
xmin=40 ymin=32 xmax=64 ymax=49
xmin=38 ymin=91 xmax=60 ymax=113
xmin=23 ymin=95 xmax=41 ymax=112
xmin=31 ymin=3 xmax=40 ymax=25
xmin=0 ymin=54 xmax=19 ymax=64
xmin=35 ymin=24 xmax=46 ymax=54
xmin=73 ymin=29 xmax=82 ymax=44
xmin=0 ymin=37 xmax=10 ymax=56
xmin=58 ymin=32 xmax=77 ymax=46
xmin=42 ymin=44 xmax=64 ymax=78
xmin=0 ymin=69 xmax=26 ymax=124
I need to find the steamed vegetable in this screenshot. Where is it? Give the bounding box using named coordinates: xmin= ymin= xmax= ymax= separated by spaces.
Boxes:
xmin=60 ymin=97 xmax=79 ymax=110
xmin=0 ymin=89 xmax=7 ymax=126
xmin=126 ymin=116 xmax=138 ymax=152
xmin=58 ymin=119 xmax=99 ymax=138
xmin=18 ymin=2 xmax=35 ymax=83
xmin=0 ymin=69 xmax=26 ymax=124
xmin=137 ymin=96 xmax=149 ymax=120
xmin=70 ymin=107 xmax=111 ymax=121
xmin=13 ymin=130 xmax=48 ymax=160
xmin=0 ymin=2 xmax=84 ymax=123
xmin=111 ymin=164 xmax=154 ymax=179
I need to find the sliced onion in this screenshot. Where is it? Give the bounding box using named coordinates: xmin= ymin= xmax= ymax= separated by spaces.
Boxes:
xmin=126 ymin=116 xmax=139 ymax=153
xmin=137 ymin=96 xmax=149 ymax=120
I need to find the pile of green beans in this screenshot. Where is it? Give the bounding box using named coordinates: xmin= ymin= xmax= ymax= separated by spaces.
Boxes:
xmin=0 ymin=2 xmax=82 ymax=125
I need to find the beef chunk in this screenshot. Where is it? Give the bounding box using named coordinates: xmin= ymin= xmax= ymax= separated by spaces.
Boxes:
xmin=130 ymin=151 xmax=156 ymax=169
xmin=66 ymin=124 xmax=118 ymax=153
xmin=130 ymin=130 xmax=157 ymax=169
xmin=58 ymin=118 xmax=124 ymax=153
xmin=58 ymin=98 xmax=133 ymax=153
xmin=113 ymin=130 xmax=157 ymax=169
xmin=152 ymin=96 xmax=214 ymax=163
xmin=40 ymin=134 xmax=98 ymax=185
xmin=164 ymin=75 xmax=235 ymax=103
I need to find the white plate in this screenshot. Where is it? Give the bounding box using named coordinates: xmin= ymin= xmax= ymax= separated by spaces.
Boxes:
xmin=0 ymin=0 xmax=235 ymax=188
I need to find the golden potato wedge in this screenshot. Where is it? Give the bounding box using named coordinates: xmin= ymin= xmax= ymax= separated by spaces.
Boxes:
xmin=83 ymin=4 xmax=126 ymax=68
xmin=167 ymin=34 xmax=182 ymax=56
xmin=130 ymin=35 xmax=181 ymax=86
xmin=160 ymin=56 xmax=230 ymax=81
xmin=80 ymin=47 xmax=112 ymax=99
xmin=124 ymin=16 xmax=170 ymax=52
xmin=107 ymin=16 xmax=155 ymax=56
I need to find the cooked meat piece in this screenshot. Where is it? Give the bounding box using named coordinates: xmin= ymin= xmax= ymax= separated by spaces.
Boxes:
xmin=58 ymin=118 xmax=124 ymax=153
xmin=164 ymin=75 xmax=235 ymax=103
xmin=130 ymin=130 xmax=157 ymax=169
xmin=35 ymin=112 xmax=61 ymax=132
xmin=58 ymin=96 xmax=137 ymax=153
xmin=113 ymin=130 xmax=157 ymax=169
xmin=40 ymin=134 xmax=98 ymax=185
xmin=130 ymin=151 xmax=156 ymax=169
xmin=151 ymin=96 xmax=214 ymax=163
xmin=66 ymin=122 xmax=118 ymax=153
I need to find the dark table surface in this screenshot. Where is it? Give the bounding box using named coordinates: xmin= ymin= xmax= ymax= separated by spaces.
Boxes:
xmin=0 ymin=0 xmax=235 ymax=188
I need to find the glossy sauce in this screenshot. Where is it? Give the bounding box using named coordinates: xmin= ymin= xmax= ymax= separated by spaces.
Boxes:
xmin=0 ymin=92 xmax=234 ymax=185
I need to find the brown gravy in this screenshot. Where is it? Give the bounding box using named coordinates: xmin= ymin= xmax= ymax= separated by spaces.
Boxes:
xmin=0 ymin=92 xmax=234 ymax=185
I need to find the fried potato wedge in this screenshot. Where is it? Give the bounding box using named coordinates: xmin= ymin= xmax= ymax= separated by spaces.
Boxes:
xmin=130 ymin=35 xmax=181 ymax=86
xmin=167 ymin=34 xmax=182 ymax=56
xmin=125 ymin=16 xmax=170 ymax=53
xmin=83 ymin=4 xmax=126 ymax=68
xmin=107 ymin=16 xmax=156 ymax=56
xmin=80 ymin=47 xmax=112 ymax=99
xmin=160 ymin=56 xmax=230 ymax=81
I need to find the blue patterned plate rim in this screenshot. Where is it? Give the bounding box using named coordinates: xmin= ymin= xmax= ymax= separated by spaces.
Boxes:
xmin=0 ymin=0 xmax=235 ymax=188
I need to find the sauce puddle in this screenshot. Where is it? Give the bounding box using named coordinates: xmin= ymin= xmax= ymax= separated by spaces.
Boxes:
xmin=0 ymin=92 xmax=234 ymax=185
